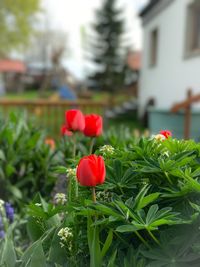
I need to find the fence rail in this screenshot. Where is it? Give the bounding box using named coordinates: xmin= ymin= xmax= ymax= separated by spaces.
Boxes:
xmin=0 ymin=99 xmax=109 ymax=136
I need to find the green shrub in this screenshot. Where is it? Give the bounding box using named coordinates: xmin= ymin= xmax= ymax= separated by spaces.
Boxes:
xmin=0 ymin=113 xmax=64 ymax=208
xmin=1 ymin=115 xmax=200 ymax=266
xmin=17 ymin=136 xmax=200 ymax=266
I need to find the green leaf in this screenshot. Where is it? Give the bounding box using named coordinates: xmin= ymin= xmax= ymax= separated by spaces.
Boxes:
xmin=5 ymin=164 xmax=15 ymax=177
xmin=0 ymin=237 xmax=16 ymax=267
xmin=48 ymin=227 xmax=68 ymax=265
xmin=136 ymin=193 xmax=160 ymax=211
xmin=146 ymin=205 xmax=159 ymax=224
xmin=101 ymin=229 xmax=113 ymax=258
xmin=0 ymin=150 xmax=5 ymax=161
xmin=9 ymin=185 xmax=22 ymax=199
xmin=87 ymin=217 xmax=102 ymax=267
xmin=20 ymin=240 xmax=46 ymax=267
xmin=116 ymin=225 xmax=138 ymax=233
xmin=27 ymin=217 xmax=44 ymax=241
xmin=107 ymin=250 xmax=117 ymax=267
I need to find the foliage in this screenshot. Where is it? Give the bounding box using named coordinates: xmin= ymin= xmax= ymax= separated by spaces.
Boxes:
xmin=0 ymin=0 xmax=41 ymax=56
xmin=88 ymin=0 xmax=128 ymax=92
xmin=1 ymin=117 xmax=200 ymax=266
xmin=14 ymin=136 xmax=200 ymax=266
xmin=0 ymin=113 xmax=64 ymax=208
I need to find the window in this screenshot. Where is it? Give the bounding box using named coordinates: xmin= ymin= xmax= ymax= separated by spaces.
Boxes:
xmin=185 ymin=0 xmax=200 ymax=56
xmin=149 ymin=28 xmax=158 ymax=66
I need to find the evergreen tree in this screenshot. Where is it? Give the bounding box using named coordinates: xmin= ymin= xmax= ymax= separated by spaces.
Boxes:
xmin=88 ymin=0 xmax=127 ymax=93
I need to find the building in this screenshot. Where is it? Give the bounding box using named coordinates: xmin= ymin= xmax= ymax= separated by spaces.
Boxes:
xmin=139 ymin=0 xmax=200 ymax=115
xmin=0 ymin=59 xmax=26 ymax=93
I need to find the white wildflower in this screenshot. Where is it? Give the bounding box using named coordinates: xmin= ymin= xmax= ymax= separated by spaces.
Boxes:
xmin=99 ymin=145 xmax=115 ymax=157
xmin=66 ymin=168 xmax=77 ymax=179
xmin=58 ymin=227 xmax=73 ymax=242
xmin=152 ymin=134 xmax=166 ymax=141
xmin=54 ymin=193 xmax=67 ymax=205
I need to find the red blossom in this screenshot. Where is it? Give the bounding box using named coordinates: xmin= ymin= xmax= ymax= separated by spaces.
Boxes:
xmin=160 ymin=130 xmax=172 ymax=139
xmin=83 ymin=114 xmax=103 ymax=137
xmin=65 ymin=109 xmax=85 ymax=132
xmin=76 ymin=155 xmax=106 ymax=187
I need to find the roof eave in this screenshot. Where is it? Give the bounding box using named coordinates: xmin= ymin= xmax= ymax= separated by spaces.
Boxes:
xmin=139 ymin=0 xmax=161 ymax=17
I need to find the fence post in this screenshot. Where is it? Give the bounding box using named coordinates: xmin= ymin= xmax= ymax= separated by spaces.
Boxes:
xmin=184 ymin=89 xmax=192 ymax=140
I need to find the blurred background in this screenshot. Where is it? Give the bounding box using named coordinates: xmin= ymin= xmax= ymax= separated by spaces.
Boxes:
xmin=1 ymin=0 xmax=200 ymax=139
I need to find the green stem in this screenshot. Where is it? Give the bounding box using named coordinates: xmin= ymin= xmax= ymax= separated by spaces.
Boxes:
xmin=147 ymin=229 xmax=160 ymax=245
xmin=68 ymin=177 xmax=72 ymax=203
xmin=135 ymin=231 xmax=150 ymax=249
xmin=92 ymin=187 xmax=96 ymax=203
xmin=164 ymin=172 xmax=173 ymax=185
xmin=72 ymin=134 xmax=77 ymax=158
xmin=89 ymin=137 xmax=95 ymax=154
xmin=75 ymin=178 xmax=79 ymax=198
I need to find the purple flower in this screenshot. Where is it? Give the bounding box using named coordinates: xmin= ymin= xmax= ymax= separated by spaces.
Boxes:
xmin=0 ymin=230 xmax=5 ymax=239
xmin=4 ymin=203 xmax=14 ymax=223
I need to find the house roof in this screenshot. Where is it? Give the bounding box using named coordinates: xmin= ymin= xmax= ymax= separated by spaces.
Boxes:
xmin=127 ymin=51 xmax=141 ymax=71
xmin=0 ymin=59 xmax=26 ymax=73
xmin=139 ymin=0 xmax=161 ymax=17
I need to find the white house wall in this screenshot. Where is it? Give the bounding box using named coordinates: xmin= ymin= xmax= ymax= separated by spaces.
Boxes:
xmin=139 ymin=0 xmax=200 ymax=115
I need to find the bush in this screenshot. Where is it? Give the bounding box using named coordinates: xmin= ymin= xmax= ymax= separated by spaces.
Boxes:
xmin=13 ymin=136 xmax=200 ymax=266
xmin=0 ymin=113 xmax=64 ymax=209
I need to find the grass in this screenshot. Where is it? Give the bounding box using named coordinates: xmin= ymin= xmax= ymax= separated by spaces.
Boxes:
xmin=1 ymin=90 xmax=39 ymax=100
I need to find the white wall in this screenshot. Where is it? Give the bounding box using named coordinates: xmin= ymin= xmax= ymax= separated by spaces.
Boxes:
xmin=139 ymin=0 xmax=200 ymax=115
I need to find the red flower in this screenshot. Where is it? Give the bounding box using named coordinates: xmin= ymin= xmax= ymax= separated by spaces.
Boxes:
xmin=61 ymin=125 xmax=73 ymax=136
xmin=65 ymin=109 xmax=85 ymax=132
xmin=76 ymin=155 xmax=106 ymax=187
xmin=83 ymin=114 xmax=103 ymax=137
xmin=160 ymin=130 xmax=172 ymax=139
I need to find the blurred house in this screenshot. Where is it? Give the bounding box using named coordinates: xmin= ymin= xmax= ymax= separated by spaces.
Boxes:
xmin=139 ymin=0 xmax=200 ymax=115
xmin=0 ymin=59 xmax=26 ymax=93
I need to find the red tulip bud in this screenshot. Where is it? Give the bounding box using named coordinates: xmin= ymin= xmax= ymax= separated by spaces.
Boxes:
xmin=76 ymin=155 xmax=106 ymax=187
xmin=61 ymin=125 xmax=73 ymax=136
xmin=83 ymin=114 xmax=103 ymax=137
xmin=65 ymin=109 xmax=85 ymax=132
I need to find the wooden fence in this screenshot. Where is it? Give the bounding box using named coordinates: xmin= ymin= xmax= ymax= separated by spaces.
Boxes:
xmin=0 ymin=99 xmax=108 ymax=136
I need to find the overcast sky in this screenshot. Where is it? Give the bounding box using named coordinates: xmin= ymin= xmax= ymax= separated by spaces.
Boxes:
xmin=41 ymin=0 xmax=149 ymax=79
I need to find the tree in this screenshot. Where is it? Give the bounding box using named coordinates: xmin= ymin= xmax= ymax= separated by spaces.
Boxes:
xmin=88 ymin=0 xmax=127 ymax=93
xmin=25 ymin=29 xmax=68 ymax=93
xmin=0 ymin=0 xmax=41 ymax=57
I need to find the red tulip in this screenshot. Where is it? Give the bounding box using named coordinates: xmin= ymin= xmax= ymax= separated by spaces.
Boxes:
xmin=160 ymin=130 xmax=172 ymax=139
xmin=61 ymin=125 xmax=73 ymax=136
xmin=83 ymin=114 xmax=103 ymax=137
xmin=76 ymin=155 xmax=106 ymax=187
xmin=65 ymin=109 xmax=85 ymax=132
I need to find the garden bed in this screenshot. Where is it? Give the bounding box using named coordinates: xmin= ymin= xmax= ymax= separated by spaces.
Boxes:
xmin=0 ymin=112 xmax=200 ymax=266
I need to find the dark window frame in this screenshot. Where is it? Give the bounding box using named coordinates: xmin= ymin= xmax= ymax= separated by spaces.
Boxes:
xmin=149 ymin=28 xmax=159 ymax=67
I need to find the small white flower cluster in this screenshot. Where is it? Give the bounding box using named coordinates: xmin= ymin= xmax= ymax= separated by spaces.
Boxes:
xmin=152 ymin=134 xmax=166 ymax=141
xmin=54 ymin=193 xmax=67 ymax=205
xmin=99 ymin=145 xmax=115 ymax=157
xmin=58 ymin=227 xmax=73 ymax=250
xmin=66 ymin=168 xmax=77 ymax=179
